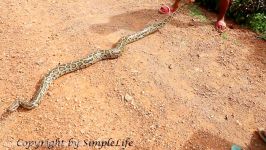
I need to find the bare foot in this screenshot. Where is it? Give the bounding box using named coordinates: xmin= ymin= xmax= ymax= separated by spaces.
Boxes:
xmin=215 ymin=19 xmax=227 ymax=33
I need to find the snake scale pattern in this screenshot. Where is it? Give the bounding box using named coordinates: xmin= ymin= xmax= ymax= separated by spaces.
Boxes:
xmin=7 ymin=7 xmax=182 ymax=112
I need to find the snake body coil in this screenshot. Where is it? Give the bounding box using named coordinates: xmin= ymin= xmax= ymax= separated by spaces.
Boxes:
xmin=7 ymin=9 xmax=180 ymax=112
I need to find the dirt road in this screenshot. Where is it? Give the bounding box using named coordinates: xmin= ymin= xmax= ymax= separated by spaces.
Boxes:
xmin=0 ymin=0 xmax=265 ymax=149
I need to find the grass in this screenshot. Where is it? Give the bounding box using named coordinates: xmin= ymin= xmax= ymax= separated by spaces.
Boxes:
xmin=257 ymin=33 xmax=266 ymax=40
xmin=221 ymin=32 xmax=228 ymax=40
xmin=188 ymin=5 xmax=208 ymax=22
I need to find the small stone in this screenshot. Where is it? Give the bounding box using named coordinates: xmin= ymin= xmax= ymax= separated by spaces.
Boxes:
xmin=196 ymin=54 xmax=200 ymax=57
xmin=150 ymin=125 xmax=156 ymax=130
xmin=124 ymin=93 xmax=133 ymax=102
xmin=18 ymin=70 xmax=24 ymax=73
xmin=47 ymin=92 xmax=52 ymax=96
xmin=35 ymin=60 xmax=44 ymax=66
xmin=131 ymin=69 xmax=139 ymax=74
xmin=236 ymin=120 xmax=242 ymax=126
xmin=168 ymin=64 xmax=173 ymax=69
xmin=188 ymin=22 xmax=195 ymax=26
xmin=80 ymin=130 xmax=85 ymax=134
xmin=225 ymin=115 xmax=228 ymax=120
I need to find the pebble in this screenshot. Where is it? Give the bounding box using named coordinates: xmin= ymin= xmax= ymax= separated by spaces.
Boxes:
xmin=18 ymin=69 xmax=24 ymax=73
xmin=208 ymin=115 xmax=214 ymax=119
xmin=225 ymin=115 xmax=228 ymax=120
xmin=188 ymin=22 xmax=195 ymax=26
xmin=47 ymin=91 xmax=52 ymax=96
xmin=131 ymin=69 xmax=139 ymax=74
xmin=236 ymin=120 xmax=242 ymax=126
xmin=80 ymin=129 xmax=85 ymax=134
xmin=196 ymin=54 xmax=200 ymax=58
xmin=168 ymin=64 xmax=173 ymax=69
xmin=124 ymin=93 xmax=133 ymax=102
xmin=35 ymin=60 xmax=44 ymax=66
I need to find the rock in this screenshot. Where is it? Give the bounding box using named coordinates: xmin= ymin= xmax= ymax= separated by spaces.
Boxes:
xmin=18 ymin=69 xmax=24 ymax=73
xmin=131 ymin=69 xmax=139 ymax=74
xmin=196 ymin=54 xmax=200 ymax=58
xmin=208 ymin=115 xmax=214 ymax=119
xmin=225 ymin=115 xmax=228 ymax=120
xmin=80 ymin=129 xmax=85 ymax=134
xmin=47 ymin=91 xmax=52 ymax=96
xmin=188 ymin=22 xmax=195 ymax=26
xmin=124 ymin=93 xmax=133 ymax=102
xmin=236 ymin=120 xmax=242 ymax=126
xmin=168 ymin=64 xmax=173 ymax=69
xmin=35 ymin=60 xmax=44 ymax=66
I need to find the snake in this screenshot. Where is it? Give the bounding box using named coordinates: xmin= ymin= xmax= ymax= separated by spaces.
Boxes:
xmin=7 ymin=6 xmax=184 ymax=112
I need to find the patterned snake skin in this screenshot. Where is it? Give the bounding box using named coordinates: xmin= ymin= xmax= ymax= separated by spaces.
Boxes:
xmin=7 ymin=7 xmax=183 ymax=112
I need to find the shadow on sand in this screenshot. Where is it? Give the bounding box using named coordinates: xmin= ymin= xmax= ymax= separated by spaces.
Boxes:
xmin=181 ymin=130 xmax=266 ymax=150
xmin=89 ymin=9 xmax=211 ymax=35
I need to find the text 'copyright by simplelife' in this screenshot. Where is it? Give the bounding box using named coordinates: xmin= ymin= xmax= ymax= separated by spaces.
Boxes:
xmin=16 ymin=138 xmax=133 ymax=149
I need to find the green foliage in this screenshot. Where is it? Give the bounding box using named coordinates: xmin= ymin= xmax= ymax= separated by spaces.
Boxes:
xmin=248 ymin=13 xmax=266 ymax=33
xmin=195 ymin=0 xmax=266 ymax=34
xmin=257 ymin=33 xmax=266 ymax=40
xmin=228 ymin=0 xmax=265 ymax=23
xmin=221 ymin=32 xmax=228 ymax=40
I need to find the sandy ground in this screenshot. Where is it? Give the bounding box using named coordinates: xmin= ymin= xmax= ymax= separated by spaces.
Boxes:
xmin=0 ymin=0 xmax=265 ymax=149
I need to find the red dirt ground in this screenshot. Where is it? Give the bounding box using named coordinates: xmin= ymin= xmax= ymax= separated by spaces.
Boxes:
xmin=0 ymin=0 xmax=265 ymax=149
